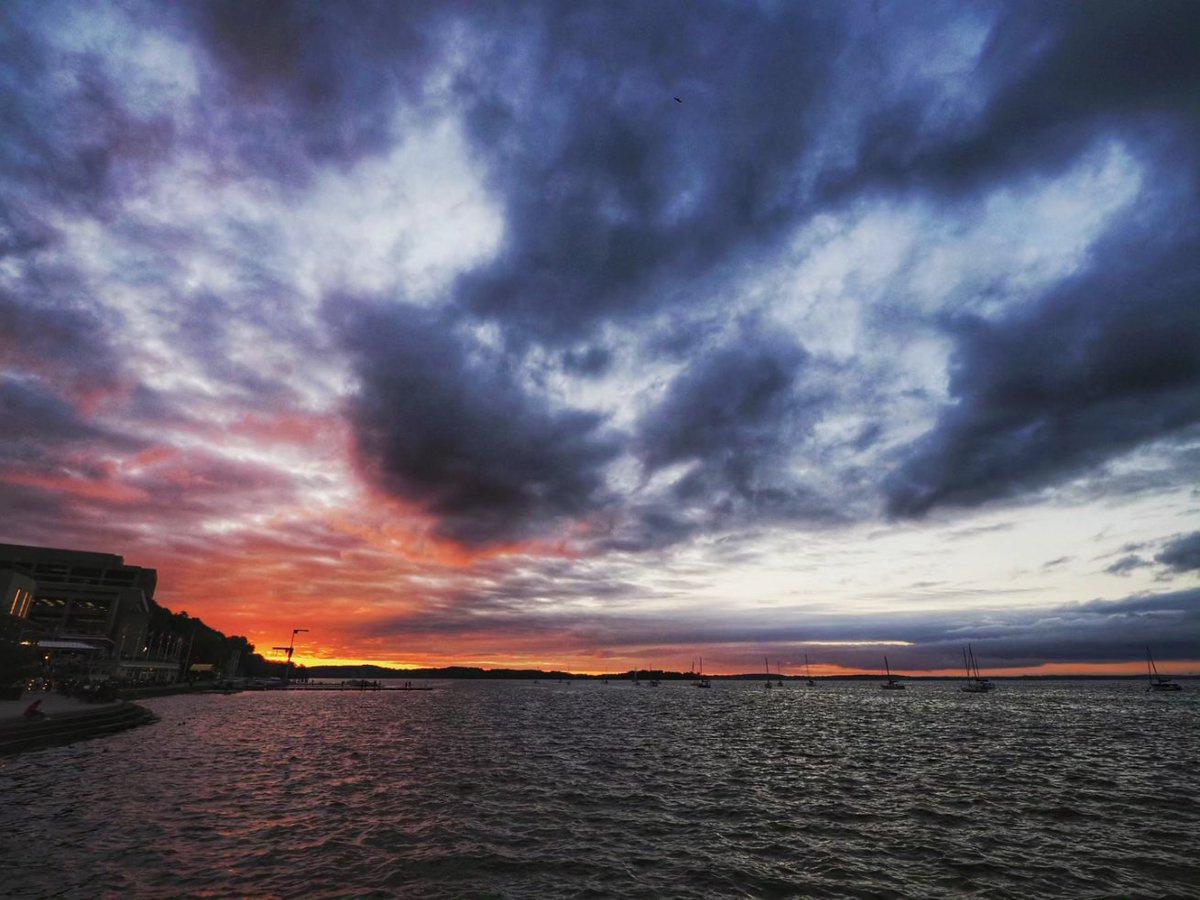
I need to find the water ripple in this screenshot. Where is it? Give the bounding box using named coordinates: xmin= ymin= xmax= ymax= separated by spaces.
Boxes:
xmin=2 ymin=679 xmax=1197 ymax=898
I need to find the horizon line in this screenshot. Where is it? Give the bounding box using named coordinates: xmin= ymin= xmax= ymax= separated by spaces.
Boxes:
xmin=281 ymin=660 xmax=1200 ymax=679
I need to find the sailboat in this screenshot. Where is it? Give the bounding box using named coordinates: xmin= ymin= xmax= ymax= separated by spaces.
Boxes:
xmin=777 ymin=661 xmax=784 ymax=687
xmin=881 ymin=655 xmax=905 ymax=690
xmin=695 ymin=656 xmax=711 ymax=688
xmin=960 ymin=645 xmax=994 ymax=693
xmin=805 ymin=653 xmax=816 ymax=686
xmin=764 ymin=656 xmax=773 ymax=689
xmin=632 ymin=665 xmax=659 ymax=686
xmin=1146 ymin=647 xmax=1182 ymax=692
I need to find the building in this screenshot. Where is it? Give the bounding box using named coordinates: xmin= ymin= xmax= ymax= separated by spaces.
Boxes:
xmin=0 ymin=543 xmax=176 ymax=682
xmin=1 ymin=568 xmax=36 ymax=642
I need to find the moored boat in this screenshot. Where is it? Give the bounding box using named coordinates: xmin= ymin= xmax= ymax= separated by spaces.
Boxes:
xmin=961 ymin=645 xmax=994 ymax=693
xmin=881 ymin=655 xmax=905 ymax=690
xmin=1146 ymin=646 xmax=1182 ymax=692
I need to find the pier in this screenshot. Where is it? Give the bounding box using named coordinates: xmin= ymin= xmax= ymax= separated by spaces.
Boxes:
xmin=283 ymin=681 xmax=433 ymax=692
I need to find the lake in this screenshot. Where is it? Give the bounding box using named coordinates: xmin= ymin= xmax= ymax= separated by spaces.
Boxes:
xmin=2 ymin=679 xmax=1196 ymax=898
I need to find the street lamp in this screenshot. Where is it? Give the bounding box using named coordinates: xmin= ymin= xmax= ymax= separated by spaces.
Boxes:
xmin=272 ymin=628 xmax=308 ymax=686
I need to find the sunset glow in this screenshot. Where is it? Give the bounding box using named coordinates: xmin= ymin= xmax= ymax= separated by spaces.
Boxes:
xmin=2 ymin=1 xmax=1198 ymax=675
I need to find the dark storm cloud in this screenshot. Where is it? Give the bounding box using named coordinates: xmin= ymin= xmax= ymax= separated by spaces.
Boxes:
xmin=179 ymin=0 xmax=862 ymax=547
xmin=334 ymin=301 xmax=621 ymax=547
xmin=190 ymin=0 xmax=442 ymax=182
xmin=1156 ymin=532 xmax=1200 ymax=574
xmin=851 ymin=0 xmax=1200 ymax=520
xmin=1075 ymin=591 xmax=1199 ymax=617
xmin=5 ymin=0 xmax=1197 ymax=571
xmin=346 ymin=575 xmax=1200 ymax=670
xmin=0 ymin=5 xmax=175 ymax=216
xmin=175 ymin=0 xmax=1200 ymax=545
xmin=905 ymin=589 xmax=1200 ymax=668
xmin=740 ymin=587 xmax=1200 ymax=669
xmin=885 ymin=228 xmax=1200 ymax=518
xmin=274 ymin=0 xmax=1195 ymax=541
xmin=829 ymin=0 xmax=1200 ymax=199
xmin=594 ymin=506 xmax=702 ymax=555
xmin=640 ymin=337 xmax=808 ymax=475
xmin=560 ymin=345 xmax=612 ymax=378
xmin=451 ymin=2 xmax=847 ymax=340
xmin=632 ymin=333 xmax=839 ymax=528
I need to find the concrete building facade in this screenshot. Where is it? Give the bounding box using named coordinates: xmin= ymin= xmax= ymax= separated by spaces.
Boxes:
xmin=0 ymin=543 xmax=170 ymax=681
xmin=1 ymin=569 xmax=36 ymax=645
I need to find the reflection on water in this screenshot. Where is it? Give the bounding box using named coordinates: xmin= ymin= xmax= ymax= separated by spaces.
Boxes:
xmin=2 ymin=680 xmax=1197 ymax=898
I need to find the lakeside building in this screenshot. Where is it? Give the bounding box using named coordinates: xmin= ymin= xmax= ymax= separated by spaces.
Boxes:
xmin=1 ymin=569 xmax=36 ymax=644
xmin=0 ymin=542 xmax=178 ymax=683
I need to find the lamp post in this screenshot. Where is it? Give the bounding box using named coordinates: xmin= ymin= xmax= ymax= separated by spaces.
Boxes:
xmin=181 ymin=621 xmax=199 ymax=684
xmin=272 ymin=628 xmax=308 ymax=686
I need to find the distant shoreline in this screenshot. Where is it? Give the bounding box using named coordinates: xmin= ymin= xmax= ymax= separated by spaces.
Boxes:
xmin=298 ymin=666 xmax=1197 ymax=682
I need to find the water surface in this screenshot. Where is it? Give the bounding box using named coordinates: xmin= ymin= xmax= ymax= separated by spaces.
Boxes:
xmin=2 ymin=679 xmax=1196 ymax=898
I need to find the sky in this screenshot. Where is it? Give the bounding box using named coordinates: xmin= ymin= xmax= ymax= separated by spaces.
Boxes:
xmin=2 ymin=0 xmax=1198 ymax=675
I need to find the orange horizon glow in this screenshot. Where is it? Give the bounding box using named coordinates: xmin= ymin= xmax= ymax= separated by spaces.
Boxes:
xmin=273 ymin=653 xmax=1200 ymax=678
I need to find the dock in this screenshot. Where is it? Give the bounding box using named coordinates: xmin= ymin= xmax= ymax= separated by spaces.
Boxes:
xmin=282 ymin=682 xmax=434 ymax=692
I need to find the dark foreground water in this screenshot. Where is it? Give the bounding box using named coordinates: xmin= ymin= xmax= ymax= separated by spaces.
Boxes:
xmin=2 ymin=679 xmax=1197 ymax=898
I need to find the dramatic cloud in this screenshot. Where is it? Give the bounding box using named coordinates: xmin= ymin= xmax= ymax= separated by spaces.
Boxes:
xmin=885 ymin=230 xmax=1200 ymax=518
xmin=191 ymin=0 xmax=438 ymax=181
xmin=337 ymin=302 xmax=621 ymax=547
xmin=2 ymin=0 xmax=1198 ymax=670
xmin=633 ymin=332 xmax=839 ymax=531
xmin=1156 ymin=532 xmax=1200 ymax=574
xmin=1106 ymin=556 xmax=1150 ymax=577
xmin=830 ymin=0 xmax=1200 ymax=199
xmin=450 ymin=3 xmax=849 ymax=341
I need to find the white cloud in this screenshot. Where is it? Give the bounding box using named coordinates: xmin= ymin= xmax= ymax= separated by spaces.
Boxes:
xmin=289 ymin=117 xmax=505 ymax=302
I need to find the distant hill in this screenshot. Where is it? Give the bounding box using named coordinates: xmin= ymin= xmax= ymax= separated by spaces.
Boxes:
xmin=306 ymin=664 xmax=574 ymax=680
xmin=302 ymin=666 xmax=1172 ymax=681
